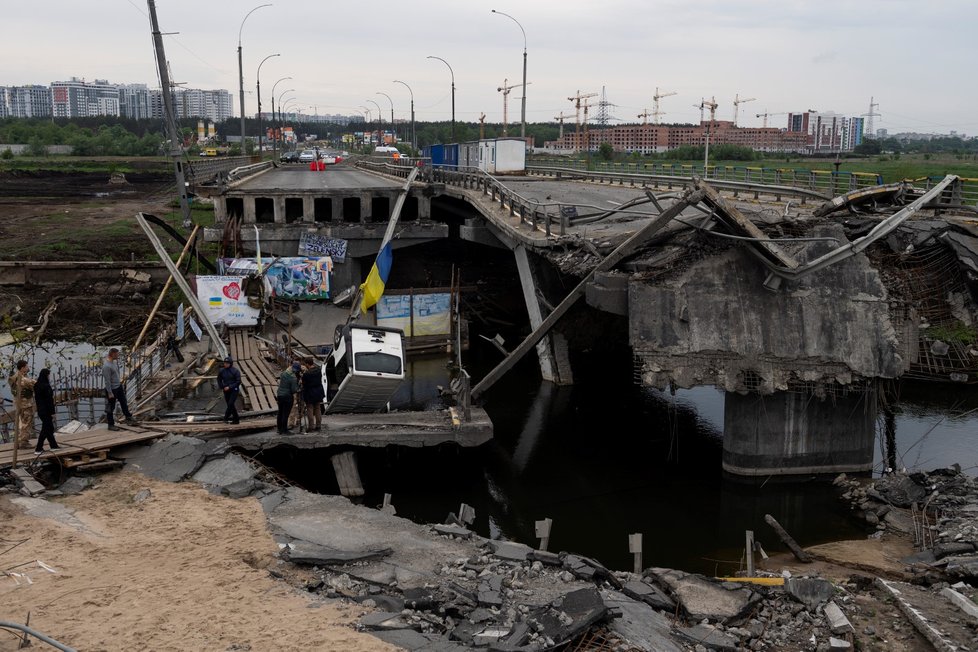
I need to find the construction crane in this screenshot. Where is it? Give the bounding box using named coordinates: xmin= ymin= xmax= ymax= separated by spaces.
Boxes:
xmin=637 ymin=109 xmax=651 ymax=126
xmin=755 ymin=111 xmax=787 ymax=128
xmin=479 ymin=113 xmax=486 ymax=140
xmin=498 ymin=78 xmax=532 ymax=137
xmin=652 ymin=87 xmax=676 ymax=124
xmin=568 ymin=90 xmax=598 ymax=152
xmin=732 ymin=93 xmax=756 ymax=126
xmin=700 ymin=96 xmax=718 ymax=170
xmin=554 ymin=112 xmax=572 ymax=139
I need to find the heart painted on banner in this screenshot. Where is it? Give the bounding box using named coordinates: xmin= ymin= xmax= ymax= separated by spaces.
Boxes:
xmin=222 ymin=282 xmax=241 ymax=300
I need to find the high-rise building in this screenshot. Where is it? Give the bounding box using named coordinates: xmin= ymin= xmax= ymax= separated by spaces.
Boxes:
xmin=118 ymin=84 xmax=154 ymax=120
xmin=51 ymin=78 xmax=120 ymax=118
xmin=787 ymin=111 xmax=863 ymax=153
xmin=0 ymin=85 xmax=53 ymax=118
xmin=174 ymin=88 xmax=233 ymax=121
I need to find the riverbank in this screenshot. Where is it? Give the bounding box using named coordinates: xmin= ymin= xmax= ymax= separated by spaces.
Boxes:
xmin=5 ymin=432 xmax=978 ymax=651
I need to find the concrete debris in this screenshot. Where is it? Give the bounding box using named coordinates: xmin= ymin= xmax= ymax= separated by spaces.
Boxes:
xmin=675 ymin=623 xmax=740 ymax=651
xmin=621 ymin=579 xmax=675 ymax=611
xmin=648 ymin=568 xmax=761 ymax=623
xmin=785 ymin=577 xmax=835 ymax=610
xmin=120 ymin=434 xmax=210 ymax=482
xmin=56 ymin=475 xmax=95 ymax=496
xmin=822 ymin=600 xmax=854 ymax=635
xmin=828 ymin=636 xmax=852 ymax=649
xmin=600 ymin=589 xmax=683 ymax=652
xmin=284 ymin=540 xmax=393 ymax=566
xmin=488 ymin=540 xmax=533 ymax=562
xmin=433 ymin=524 xmax=476 ymax=539
xmin=191 ymin=454 xmax=257 ymax=493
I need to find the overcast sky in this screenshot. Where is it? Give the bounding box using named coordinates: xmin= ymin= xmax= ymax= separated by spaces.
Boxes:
xmin=3 ymin=0 xmax=974 ymax=134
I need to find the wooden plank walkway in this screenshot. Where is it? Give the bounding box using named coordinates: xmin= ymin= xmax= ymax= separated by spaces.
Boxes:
xmin=228 ymin=328 xmax=281 ymax=414
xmin=0 ymin=424 xmax=162 ymax=468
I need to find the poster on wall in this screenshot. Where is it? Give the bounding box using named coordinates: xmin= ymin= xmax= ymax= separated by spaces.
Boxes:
xmin=298 ymin=234 xmax=348 ymax=262
xmin=376 ymin=292 xmax=451 ymax=336
xmin=195 ymin=275 xmax=261 ymax=326
xmin=221 ymin=257 xmax=333 ymax=300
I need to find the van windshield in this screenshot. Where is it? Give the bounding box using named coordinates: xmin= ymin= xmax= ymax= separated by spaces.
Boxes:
xmin=354 ymin=351 xmax=402 ymax=375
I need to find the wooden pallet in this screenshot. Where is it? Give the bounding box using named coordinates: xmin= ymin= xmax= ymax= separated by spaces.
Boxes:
xmin=228 ymin=328 xmax=281 ymax=414
xmin=61 ymin=450 xmax=108 ymax=468
xmin=0 ymin=424 xmax=162 ymax=468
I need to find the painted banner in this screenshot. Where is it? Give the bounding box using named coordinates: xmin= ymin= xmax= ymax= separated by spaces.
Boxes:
xmin=221 ymin=257 xmax=333 ymax=300
xmin=377 ymin=292 xmax=451 ymax=336
xmin=298 ymin=233 xmax=348 ymax=262
xmin=195 ymin=275 xmax=261 ymax=326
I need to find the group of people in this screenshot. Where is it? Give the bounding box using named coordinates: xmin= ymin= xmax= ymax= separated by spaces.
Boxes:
xmin=4 ymin=347 xmax=137 ymax=453
xmin=217 ymin=355 xmax=326 ymax=435
xmin=276 ymin=357 xmax=326 ymax=435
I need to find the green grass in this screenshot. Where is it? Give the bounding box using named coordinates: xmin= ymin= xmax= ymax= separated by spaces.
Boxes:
xmin=0 ymin=155 xmax=170 ymax=174
xmin=925 ymin=321 xmax=978 ymax=345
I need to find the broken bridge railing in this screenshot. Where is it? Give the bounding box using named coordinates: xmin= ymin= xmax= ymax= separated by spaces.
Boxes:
xmin=530 ymin=159 xmax=884 ymax=197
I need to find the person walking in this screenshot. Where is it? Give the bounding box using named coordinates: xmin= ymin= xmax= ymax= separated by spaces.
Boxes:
xmin=217 ymin=356 xmax=242 ymax=424
xmin=33 ymin=368 xmax=59 ymax=453
xmin=103 ymin=348 xmax=138 ymax=431
xmin=7 ymin=360 xmax=35 ymax=448
xmin=301 ymin=357 xmax=325 ymax=432
xmin=276 ymin=362 xmax=301 ymax=434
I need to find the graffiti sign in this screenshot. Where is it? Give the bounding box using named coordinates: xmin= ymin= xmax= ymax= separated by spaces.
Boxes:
xmin=298 ymin=234 xmax=348 ymax=262
xmin=221 ymin=257 xmax=333 ymax=300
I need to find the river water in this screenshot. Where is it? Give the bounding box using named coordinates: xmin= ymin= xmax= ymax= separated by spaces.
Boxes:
xmin=263 ymin=349 xmax=978 ymax=577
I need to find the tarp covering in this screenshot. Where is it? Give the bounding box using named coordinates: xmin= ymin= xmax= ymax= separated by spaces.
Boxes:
xmin=377 ymin=292 xmax=451 ymax=336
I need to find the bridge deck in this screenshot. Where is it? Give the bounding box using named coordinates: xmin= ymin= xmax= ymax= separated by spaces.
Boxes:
xmin=233 ymin=167 xmax=403 ymax=192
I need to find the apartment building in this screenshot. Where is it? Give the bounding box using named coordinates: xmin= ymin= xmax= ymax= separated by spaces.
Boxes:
xmin=544 ymin=120 xmax=809 ymax=153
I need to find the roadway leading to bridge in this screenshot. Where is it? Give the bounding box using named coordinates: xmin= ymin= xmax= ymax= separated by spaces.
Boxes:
xmin=234 ymin=167 xmax=404 ymax=192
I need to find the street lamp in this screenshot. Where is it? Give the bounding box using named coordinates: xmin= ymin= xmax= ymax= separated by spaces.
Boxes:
xmin=376 ymin=91 xmax=394 ymax=143
xmin=393 ymin=80 xmax=415 ymax=151
xmin=491 ymin=10 xmax=527 ymax=139
xmin=427 ymin=55 xmax=455 ymax=140
xmin=256 ymin=53 xmax=280 ymax=157
xmin=238 ymin=3 xmax=272 ymax=150
xmin=270 ymin=76 xmax=291 ymax=158
xmin=366 ymin=99 xmax=383 ymax=148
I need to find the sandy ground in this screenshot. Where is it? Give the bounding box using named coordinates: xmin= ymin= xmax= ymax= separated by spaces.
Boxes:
xmin=0 ymin=471 xmax=395 ymax=652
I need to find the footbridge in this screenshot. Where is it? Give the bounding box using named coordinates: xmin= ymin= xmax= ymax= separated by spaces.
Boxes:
xmin=204 ymin=159 xmax=978 ymax=478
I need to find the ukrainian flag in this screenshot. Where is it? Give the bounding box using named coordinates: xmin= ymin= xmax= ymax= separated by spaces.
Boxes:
xmin=209 ymin=296 xmax=222 ymax=307
xmin=360 ymin=241 xmax=393 ymax=312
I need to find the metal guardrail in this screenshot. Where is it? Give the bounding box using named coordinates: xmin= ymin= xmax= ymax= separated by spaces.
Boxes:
xmin=530 ymin=159 xmax=884 ymax=198
xmin=357 ymin=160 xmax=571 ymax=237
xmin=920 ymin=176 xmax=978 ymax=207
xmin=186 ymin=156 xmax=257 ymax=184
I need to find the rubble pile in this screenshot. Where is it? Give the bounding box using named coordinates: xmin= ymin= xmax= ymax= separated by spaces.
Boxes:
xmin=836 ymin=467 xmax=978 ymax=583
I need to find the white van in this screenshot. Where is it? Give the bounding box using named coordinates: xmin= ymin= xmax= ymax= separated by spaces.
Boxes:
xmin=322 ymin=324 xmax=405 ymax=413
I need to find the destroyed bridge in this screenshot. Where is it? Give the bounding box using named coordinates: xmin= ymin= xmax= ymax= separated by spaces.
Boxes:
xmin=199 ymin=159 xmax=978 ymax=479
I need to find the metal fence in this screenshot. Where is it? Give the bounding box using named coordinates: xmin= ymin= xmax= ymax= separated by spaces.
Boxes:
xmin=0 ymin=318 xmax=185 ymax=440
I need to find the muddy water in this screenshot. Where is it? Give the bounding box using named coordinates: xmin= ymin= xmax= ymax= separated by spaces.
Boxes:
xmin=260 ymin=349 xmax=978 ymax=576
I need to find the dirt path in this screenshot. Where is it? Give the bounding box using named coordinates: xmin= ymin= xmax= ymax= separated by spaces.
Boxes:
xmin=0 ymin=471 xmax=395 ymax=652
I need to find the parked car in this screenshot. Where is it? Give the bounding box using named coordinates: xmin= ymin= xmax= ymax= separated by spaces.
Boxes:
xmin=298 ymin=150 xmax=316 ymax=163
xmin=320 ymin=153 xmax=337 ymax=165
xmin=279 ymin=151 xmax=299 ymax=163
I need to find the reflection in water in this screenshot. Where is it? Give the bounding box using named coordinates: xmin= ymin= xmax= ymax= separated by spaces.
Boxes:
xmin=244 ymin=350 xmax=978 ymax=575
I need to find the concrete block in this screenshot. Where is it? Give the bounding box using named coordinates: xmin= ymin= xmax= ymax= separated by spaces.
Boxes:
xmin=601 ymin=589 xmax=683 ymax=652
xmin=489 ymin=540 xmax=533 ymax=562
xmin=940 ymin=587 xmax=978 ymax=623
xmin=192 ymin=454 xmax=257 ymax=489
xmin=122 ymin=434 xmax=208 ymax=482
xmin=622 ymin=579 xmax=676 ymax=611
xmin=829 ymin=637 xmax=851 ymax=649
xmin=823 ymin=601 xmax=854 ymax=635
xmin=786 ymin=577 xmax=836 ymax=610
xmin=675 ymin=624 xmax=739 ymax=652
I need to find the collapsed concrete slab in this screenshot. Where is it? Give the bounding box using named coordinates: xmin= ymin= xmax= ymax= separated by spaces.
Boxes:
xmin=191 ymin=454 xmax=257 ymax=492
xmin=600 ymin=589 xmax=683 ymax=652
xmin=649 ymin=568 xmax=761 ymax=623
xmin=120 ymin=435 xmax=209 ymax=482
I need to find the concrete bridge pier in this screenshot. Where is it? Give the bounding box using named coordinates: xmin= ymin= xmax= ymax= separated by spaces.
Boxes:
xmin=514 ymin=245 xmax=573 ymax=385
xmin=721 ymin=384 xmax=877 ymax=478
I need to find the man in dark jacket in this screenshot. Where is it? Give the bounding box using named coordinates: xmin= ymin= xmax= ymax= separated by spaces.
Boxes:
xmin=276 ymin=362 xmax=301 ymax=434
xmin=301 ymin=357 xmax=325 ymax=431
xmin=217 ymin=356 xmax=242 ymax=424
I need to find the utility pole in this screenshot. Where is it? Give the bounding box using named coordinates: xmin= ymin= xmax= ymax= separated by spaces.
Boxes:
xmin=147 ymin=0 xmax=192 ymax=229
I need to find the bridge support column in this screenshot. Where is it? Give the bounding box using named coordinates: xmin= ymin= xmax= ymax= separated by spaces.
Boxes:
xmin=243 ymin=197 xmax=256 ymax=224
xmin=302 ymin=196 xmax=315 ymax=222
xmin=514 ymin=245 xmax=573 ymax=385
xmin=214 ymin=198 xmax=227 ymax=224
xmin=273 ymin=196 xmax=286 ymax=224
xmin=722 ymin=384 xmax=877 ymax=478
xmin=360 ymin=192 xmax=371 ymax=222
xmin=331 ymin=197 xmax=343 ymax=222
xmin=416 ymin=194 xmax=431 ymax=220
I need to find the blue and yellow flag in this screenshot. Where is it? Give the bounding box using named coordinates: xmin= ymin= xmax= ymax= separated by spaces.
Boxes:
xmin=360 ymin=242 xmax=393 ymax=312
